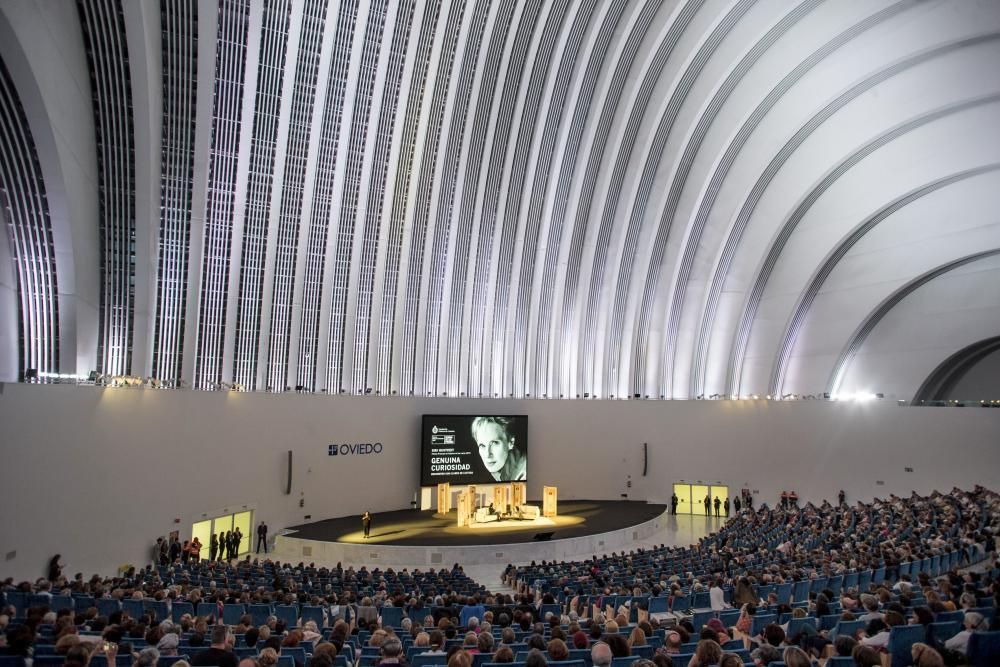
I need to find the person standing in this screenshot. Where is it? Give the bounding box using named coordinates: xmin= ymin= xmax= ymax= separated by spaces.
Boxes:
xmin=47 ymin=554 xmax=64 ymax=582
xmin=362 ymin=511 xmax=372 ymax=539
xmin=169 ymin=536 xmax=182 ymax=563
xmin=209 ymin=533 xmax=218 ymax=562
xmin=703 ymin=495 xmax=711 ymax=515
xmin=709 ymin=578 xmax=731 ymax=611
xmin=733 ymin=496 xmax=742 ymax=514
xmin=190 ymin=536 xmax=202 ymax=563
xmin=671 ymin=492 xmax=678 ymax=515
xmin=217 ymin=532 xmax=226 ymax=561
xmin=257 ymin=521 xmax=268 ymax=553
xmin=724 ymin=497 xmax=730 ymax=517
xmin=838 ymin=489 xmax=846 ymax=506
xmin=714 ymin=496 xmax=721 ymax=517
xmin=233 ymin=527 xmax=243 ymax=557
xmin=153 ymin=538 xmax=164 ymax=566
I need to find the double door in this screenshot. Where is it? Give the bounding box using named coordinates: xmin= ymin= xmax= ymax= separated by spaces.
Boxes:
xmin=191 ymin=510 xmax=253 ymax=560
xmin=673 ymin=483 xmax=728 ymax=516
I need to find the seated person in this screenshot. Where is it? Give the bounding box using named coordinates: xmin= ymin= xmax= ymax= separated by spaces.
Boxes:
xmin=944 ymin=611 xmax=988 ymax=655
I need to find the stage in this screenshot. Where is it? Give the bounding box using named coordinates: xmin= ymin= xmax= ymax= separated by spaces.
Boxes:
xmin=286 ymin=500 xmax=665 ymax=546
xmin=274 ymin=500 xmax=677 ymax=568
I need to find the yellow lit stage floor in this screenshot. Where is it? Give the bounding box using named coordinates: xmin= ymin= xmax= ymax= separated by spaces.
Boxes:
xmin=285 ymin=500 xmax=665 ymax=547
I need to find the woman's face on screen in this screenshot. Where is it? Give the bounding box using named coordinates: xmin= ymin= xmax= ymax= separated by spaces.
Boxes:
xmin=474 ymin=421 xmax=514 ymax=474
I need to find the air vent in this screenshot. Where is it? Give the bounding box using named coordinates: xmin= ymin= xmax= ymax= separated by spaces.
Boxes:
xmin=431 ymin=553 xmax=443 ymax=564
xmin=495 ymin=552 xmax=504 ymax=559
xmin=633 ymin=531 xmax=638 ymax=540
xmin=876 ymin=480 xmax=885 ymax=486
xmin=302 ymin=546 xmax=312 ymax=557
xmin=370 ymin=553 xmax=378 ymax=559
xmin=5 ymin=550 xmax=15 ymax=561
xmin=598 ymin=541 xmax=604 ymax=546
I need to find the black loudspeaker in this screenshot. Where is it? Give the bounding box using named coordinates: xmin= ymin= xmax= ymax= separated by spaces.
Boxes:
xmin=533 ymin=532 xmax=555 ymax=541
xmin=643 ymin=442 xmax=647 ymax=477
xmin=285 ymin=450 xmax=293 ymax=495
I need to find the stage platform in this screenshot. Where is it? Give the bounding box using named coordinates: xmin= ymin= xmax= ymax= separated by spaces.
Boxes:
xmin=274 ymin=500 xmax=672 ymax=568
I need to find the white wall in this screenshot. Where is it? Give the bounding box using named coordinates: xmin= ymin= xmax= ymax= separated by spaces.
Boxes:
xmin=0 ymin=384 xmax=998 ymax=581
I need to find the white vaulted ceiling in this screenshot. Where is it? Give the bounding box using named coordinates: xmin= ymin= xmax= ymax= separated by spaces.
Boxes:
xmin=0 ymin=0 xmax=998 ymax=401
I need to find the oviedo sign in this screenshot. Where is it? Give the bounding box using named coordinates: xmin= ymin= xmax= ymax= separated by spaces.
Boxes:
xmin=328 ymin=442 xmax=383 ymax=456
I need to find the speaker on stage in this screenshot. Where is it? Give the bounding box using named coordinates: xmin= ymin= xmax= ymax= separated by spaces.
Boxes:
xmin=533 ymin=532 xmax=555 ymax=541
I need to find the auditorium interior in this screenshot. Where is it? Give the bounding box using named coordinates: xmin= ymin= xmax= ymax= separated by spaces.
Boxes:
xmin=1 ymin=1 xmax=999 ymax=666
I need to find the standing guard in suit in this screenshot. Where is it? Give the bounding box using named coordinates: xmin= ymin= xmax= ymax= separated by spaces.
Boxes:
xmin=257 ymin=521 xmax=268 ymax=553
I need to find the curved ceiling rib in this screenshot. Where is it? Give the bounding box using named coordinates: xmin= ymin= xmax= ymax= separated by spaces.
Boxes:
xmin=769 ymin=163 xmax=1000 ymax=397
xmin=528 ymin=0 xmax=629 ymax=399
xmin=669 ymin=31 xmax=1000 ymax=399
xmin=611 ymin=0 xmax=825 ymax=398
xmin=828 ymin=250 xmax=1000 ymax=396
xmin=714 ymin=93 xmax=1000 ymax=399
xmin=509 ymin=0 xmax=599 ymax=397
xmin=631 ymin=0 xmax=917 ymax=399
xmin=485 ymin=0 xmax=573 ymax=398
xmin=661 ymin=1 xmax=934 ymax=399
xmin=582 ymin=0 xmax=756 ymax=399
xmin=598 ymin=0 xmax=823 ymax=400
xmin=556 ymin=0 xmax=696 ymax=400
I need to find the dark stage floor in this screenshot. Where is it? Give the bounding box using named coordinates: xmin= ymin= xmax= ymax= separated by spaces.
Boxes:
xmin=286 ymin=500 xmax=667 ymax=547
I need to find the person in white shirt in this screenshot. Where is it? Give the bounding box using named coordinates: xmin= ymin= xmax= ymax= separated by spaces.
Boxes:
xmin=709 ymin=578 xmax=731 ymax=611
xmin=859 ymin=619 xmax=891 ymax=650
xmin=944 ymin=611 xmax=987 ymax=655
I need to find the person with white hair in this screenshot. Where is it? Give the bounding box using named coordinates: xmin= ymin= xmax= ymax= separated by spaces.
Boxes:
xmin=591 ymin=642 xmax=612 ymax=667
xmin=301 ymin=620 xmax=322 ymax=643
xmin=157 ymin=633 xmax=180 ymax=656
xmin=375 ymin=637 xmax=404 ymax=666
xmin=944 ymin=611 xmax=988 ymax=655
xmin=136 ymin=647 xmax=160 ymax=667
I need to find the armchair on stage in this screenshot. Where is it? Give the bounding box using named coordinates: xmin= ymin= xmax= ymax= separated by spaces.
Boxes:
xmin=442 ymin=482 xmax=555 ymax=526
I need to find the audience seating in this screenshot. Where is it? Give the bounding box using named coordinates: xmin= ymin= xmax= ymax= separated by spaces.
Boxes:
xmin=966 ymin=630 xmax=1000 ymax=667
xmin=825 ymin=658 xmax=854 ymax=667
xmin=887 ymin=623 xmax=926 ymax=667
xmin=2 ymin=487 xmax=997 ymax=667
